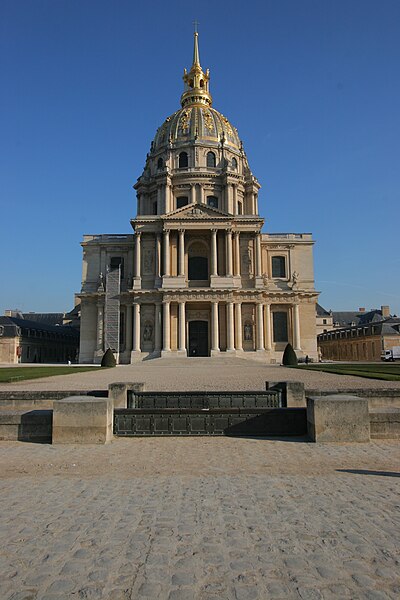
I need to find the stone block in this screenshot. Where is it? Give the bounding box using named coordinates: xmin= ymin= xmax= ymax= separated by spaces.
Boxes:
xmin=108 ymin=382 xmax=145 ymax=408
xmin=268 ymin=381 xmax=306 ymax=407
xmin=307 ymin=395 xmax=370 ymax=442
xmin=53 ymin=396 xmax=113 ymax=444
xmin=0 ymin=410 xmax=52 ymax=442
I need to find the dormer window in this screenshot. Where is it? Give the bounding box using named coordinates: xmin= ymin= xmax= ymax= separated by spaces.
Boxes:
xmin=177 ymin=197 xmax=188 ymax=209
xmin=179 ymin=152 xmax=188 ymax=168
xmin=207 ymin=151 xmax=216 ymax=168
xmin=232 ymin=157 xmax=238 ymax=170
xmin=207 ymin=196 xmax=218 ymax=209
xmin=157 ymin=157 xmax=163 ymax=169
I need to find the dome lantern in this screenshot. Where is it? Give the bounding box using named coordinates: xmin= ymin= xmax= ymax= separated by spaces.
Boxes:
xmin=181 ymin=31 xmax=212 ymax=108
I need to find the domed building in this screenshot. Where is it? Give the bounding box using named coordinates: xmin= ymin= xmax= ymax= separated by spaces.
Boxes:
xmin=78 ymin=32 xmax=319 ymax=363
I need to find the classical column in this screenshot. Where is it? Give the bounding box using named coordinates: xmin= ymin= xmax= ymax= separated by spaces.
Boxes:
xmin=154 ymin=303 xmax=162 ymax=352
xmin=133 ymin=303 xmax=141 ymax=352
xmin=211 ymin=301 xmax=219 ymax=352
xmin=226 ymin=302 xmax=235 ymax=351
xmin=254 ymin=193 xmax=259 ymax=214
xmin=165 ymin=183 xmax=171 ymax=213
xmin=134 ymin=232 xmax=141 ymax=278
xmin=233 ymin=185 xmax=237 ymax=213
xmin=227 ymin=184 xmax=234 ymax=213
xmin=125 ymin=304 xmax=132 ymax=352
xmin=256 ymin=303 xmax=265 ymax=351
xmin=235 ymin=303 xmax=243 ymax=351
xmin=226 ymin=229 xmax=233 ymax=277
xmin=163 ymin=230 xmax=170 ymax=276
xmin=265 ymin=303 xmax=272 ymax=350
xmin=96 ymin=303 xmax=104 ymax=351
xmin=190 ymin=184 xmax=196 ymax=204
xmin=255 ymin=233 xmax=262 ymax=277
xmin=199 ymin=185 xmax=204 ymax=204
xmin=162 ymin=301 xmax=171 ymax=352
xmin=178 ymin=229 xmax=185 ymax=277
xmin=155 ymin=233 xmax=161 ymax=278
xmin=178 ymin=302 xmax=186 ymax=352
xmin=211 ymin=229 xmax=218 ymax=276
xmin=234 ymin=232 xmax=240 ymax=276
xmin=293 ymin=303 xmax=301 ymax=350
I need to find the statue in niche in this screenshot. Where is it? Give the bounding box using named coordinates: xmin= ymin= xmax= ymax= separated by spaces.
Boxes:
xmin=98 ymin=272 xmax=104 ymax=291
xmin=143 ymin=322 xmax=153 ymax=342
xmin=244 ymin=321 xmax=253 ymax=341
xmin=289 ymin=270 xmax=299 ymax=289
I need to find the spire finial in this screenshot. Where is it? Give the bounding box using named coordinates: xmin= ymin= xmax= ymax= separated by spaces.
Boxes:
xmin=193 ymin=22 xmax=200 ymax=66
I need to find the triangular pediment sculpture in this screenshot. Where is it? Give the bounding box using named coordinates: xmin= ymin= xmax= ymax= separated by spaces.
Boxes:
xmin=164 ymin=202 xmax=231 ymax=219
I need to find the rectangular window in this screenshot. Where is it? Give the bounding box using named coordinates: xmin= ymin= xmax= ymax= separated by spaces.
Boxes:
xmin=110 ymin=257 xmax=124 ymax=278
xmin=271 ymin=256 xmax=286 ymax=278
xmin=273 ymin=311 xmax=288 ymax=342
xmin=176 ymin=197 xmax=188 ymax=209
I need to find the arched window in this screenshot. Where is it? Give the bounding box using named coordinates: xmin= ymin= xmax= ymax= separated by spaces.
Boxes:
xmin=207 ymin=196 xmax=218 ymax=209
xmin=188 ymin=242 xmax=208 ymax=281
xmin=206 ymin=151 xmax=216 ymax=168
xmin=273 ymin=312 xmax=288 ymax=342
xmin=179 ymin=152 xmax=188 ymax=168
xmin=271 ymin=256 xmax=286 ymax=278
xmin=176 ymin=197 xmax=188 ymax=209
xmin=232 ymin=157 xmax=238 ymax=170
xmin=157 ymin=157 xmax=163 ymax=169
xmin=237 ymin=201 xmax=243 ymax=215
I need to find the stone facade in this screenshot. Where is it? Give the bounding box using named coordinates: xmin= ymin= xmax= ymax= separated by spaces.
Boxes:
xmin=78 ymin=32 xmax=319 ymax=364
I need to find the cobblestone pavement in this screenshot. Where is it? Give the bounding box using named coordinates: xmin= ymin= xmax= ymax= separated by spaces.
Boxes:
xmin=1 ymin=437 xmax=399 ymax=599
xmin=1 ymin=357 xmax=400 ymax=393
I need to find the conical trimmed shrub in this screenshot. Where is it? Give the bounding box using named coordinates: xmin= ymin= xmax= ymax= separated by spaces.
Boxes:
xmin=101 ymin=348 xmax=116 ymax=367
xmin=282 ymin=343 xmax=298 ymax=366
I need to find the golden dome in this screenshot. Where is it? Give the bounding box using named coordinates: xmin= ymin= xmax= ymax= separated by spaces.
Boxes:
xmin=152 ymin=106 xmax=241 ymax=151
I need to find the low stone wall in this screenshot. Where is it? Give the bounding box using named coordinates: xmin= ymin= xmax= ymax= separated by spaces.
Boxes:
xmin=307 ymin=388 xmax=400 ymax=409
xmin=0 ymin=410 xmax=52 ymax=442
xmin=0 ymin=390 xmax=107 ymax=410
xmin=370 ymin=408 xmax=400 ymax=440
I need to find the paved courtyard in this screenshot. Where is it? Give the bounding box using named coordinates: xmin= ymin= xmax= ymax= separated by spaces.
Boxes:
xmin=1 ymin=357 xmax=400 ymax=393
xmin=1 ymin=436 xmax=399 ymax=600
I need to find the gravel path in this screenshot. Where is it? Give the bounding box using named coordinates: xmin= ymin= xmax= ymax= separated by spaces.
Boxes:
xmin=1 ymin=357 xmax=399 ymax=393
xmin=0 ymin=438 xmax=399 ymax=599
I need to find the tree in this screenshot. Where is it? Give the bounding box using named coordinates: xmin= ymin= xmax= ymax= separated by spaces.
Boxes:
xmin=101 ymin=348 xmax=116 ymax=367
xmin=282 ymin=343 xmax=298 ymax=366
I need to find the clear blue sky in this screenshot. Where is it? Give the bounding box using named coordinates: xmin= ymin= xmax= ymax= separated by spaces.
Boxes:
xmin=1 ymin=0 xmax=399 ymax=316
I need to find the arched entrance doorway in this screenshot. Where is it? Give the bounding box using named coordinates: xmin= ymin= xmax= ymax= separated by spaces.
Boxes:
xmin=188 ymin=320 xmax=209 ymax=357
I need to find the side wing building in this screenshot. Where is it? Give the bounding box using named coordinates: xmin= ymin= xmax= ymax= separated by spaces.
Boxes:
xmin=78 ymin=33 xmax=319 ymax=364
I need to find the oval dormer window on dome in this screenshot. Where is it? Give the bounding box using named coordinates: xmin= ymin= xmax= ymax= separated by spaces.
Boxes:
xmin=207 ymin=151 xmax=216 ymax=168
xmin=179 ymin=152 xmax=188 ymax=168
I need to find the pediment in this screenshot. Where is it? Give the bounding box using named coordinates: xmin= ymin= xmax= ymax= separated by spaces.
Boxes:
xmin=164 ymin=203 xmax=231 ymax=220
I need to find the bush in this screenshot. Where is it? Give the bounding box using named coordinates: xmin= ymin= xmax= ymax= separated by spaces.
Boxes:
xmin=101 ymin=348 xmax=116 ymax=367
xmin=282 ymin=343 xmax=298 ymax=366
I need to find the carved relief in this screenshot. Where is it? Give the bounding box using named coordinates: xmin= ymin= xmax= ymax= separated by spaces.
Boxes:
xmin=143 ymin=248 xmax=154 ymax=275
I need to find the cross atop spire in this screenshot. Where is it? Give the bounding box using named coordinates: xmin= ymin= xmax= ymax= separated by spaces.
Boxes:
xmin=181 ymin=30 xmax=212 ymax=108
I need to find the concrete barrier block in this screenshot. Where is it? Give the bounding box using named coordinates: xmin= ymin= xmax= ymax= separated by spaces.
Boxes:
xmin=307 ymin=395 xmax=370 ymax=442
xmin=53 ymin=396 xmax=113 ymax=444
xmin=108 ymin=382 xmax=145 ymax=408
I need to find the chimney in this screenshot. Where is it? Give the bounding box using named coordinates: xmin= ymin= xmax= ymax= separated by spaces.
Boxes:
xmin=381 ymin=305 xmax=390 ymax=318
xmin=358 ymin=307 xmax=366 ymax=313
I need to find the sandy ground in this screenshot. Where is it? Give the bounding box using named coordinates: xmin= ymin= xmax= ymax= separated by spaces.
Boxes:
xmin=1 ymin=357 xmax=399 ymax=393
